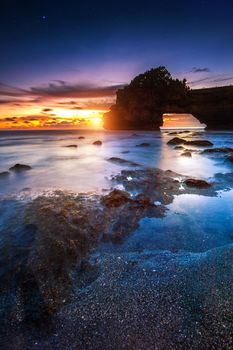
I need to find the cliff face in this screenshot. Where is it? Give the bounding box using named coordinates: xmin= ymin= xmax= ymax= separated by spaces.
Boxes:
xmin=103 ymin=68 xmax=233 ymax=130
xmin=189 ymin=86 xmax=233 ymax=129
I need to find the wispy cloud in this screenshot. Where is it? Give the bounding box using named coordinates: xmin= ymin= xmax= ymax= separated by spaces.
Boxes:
xmin=191 ymin=67 xmax=210 ymax=73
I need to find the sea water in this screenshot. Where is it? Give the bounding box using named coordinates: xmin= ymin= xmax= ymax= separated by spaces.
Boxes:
xmin=0 ymin=129 xmax=233 ymax=254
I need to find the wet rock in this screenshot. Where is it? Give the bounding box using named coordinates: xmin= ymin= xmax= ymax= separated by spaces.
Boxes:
xmin=168 ymin=138 xmax=213 ymax=147
xmin=9 ymin=164 xmax=32 ymax=172
xmin=23 ymin=193 xmax=105 ymax=313
xmin=93 ymin=140 xmax=102 ymax=145
xmin=136 ymin=142 xmax=150 ymax=147
xmin=65 ymin=144 xmax=78 ymax=148
xmin=0 ymin=171 xmax=10 ymax=178
xmin=107 ymin=157 xmax=139 ymax=166
xmin=202 ymin=147 xmax=233 ymax=154
xmin=101 ymin=189 xmax=131 ymax=208
xmin=134 ymin=193 xmax=153 ymax=207
xmin=185 ymin=140 xmax=213 ymax=147
xmin=78 ymin=136 xmax=85 ymax=139
xmin=184 ymin=178 xmax=211 ymax=188
xmin=181 ymin=151 xmax=192 ymax=157
xmin=167 ymin=137 xmax=186 ymax=145
xmin=174 ymin=146 xmax=184 ymax=150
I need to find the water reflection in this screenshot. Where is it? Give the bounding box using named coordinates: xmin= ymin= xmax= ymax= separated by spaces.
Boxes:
xmin=0 ymin=130 xmax=233 ymax=195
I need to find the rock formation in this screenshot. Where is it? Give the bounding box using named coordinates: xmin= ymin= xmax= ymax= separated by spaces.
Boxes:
xmin=103 ymin=66 xmax=233 ymax=130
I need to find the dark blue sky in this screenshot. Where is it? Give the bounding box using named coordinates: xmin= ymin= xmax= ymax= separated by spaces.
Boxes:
xmin=1 ymin=0 xmax=233 ymax=89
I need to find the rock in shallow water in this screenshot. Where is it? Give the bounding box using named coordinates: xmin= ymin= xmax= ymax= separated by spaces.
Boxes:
xmin=65 ymin=144 xmax=78 ymax=148
xmin=167 ymin=137 xmax=186 ymax=145
xmin=0 ymin=171 xmax=10 ymax=178
xmin=9 ymin=164 xmax=32 ymax=172
xmin=181 ymin=151 xmax=192 ymax=157
xmin=168 ymin=138 xmax=213 ymax=147
xmin=107 ymin=157 xmax=139 ymax=166
xmin=93 ymin=140 xmax=102 ymax=145
xmin=202 ymin=147 xmax=233 ymax=154
xmin=136 ymin=142 xmax=150 ymax=147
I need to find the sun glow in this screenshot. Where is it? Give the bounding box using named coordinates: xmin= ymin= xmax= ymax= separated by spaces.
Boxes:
xmin=0 ymin=107 xmax=105 ymax=129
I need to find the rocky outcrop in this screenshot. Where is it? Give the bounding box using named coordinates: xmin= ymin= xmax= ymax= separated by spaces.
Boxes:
xmin=103 ymin=67 xmax=233 ymax=130
xmin=9 ymin=164 xmax=32 ymax=172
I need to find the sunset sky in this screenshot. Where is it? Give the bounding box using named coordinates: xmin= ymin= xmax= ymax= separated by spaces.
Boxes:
xmin=1 ymin=0 xmax=233 ymax=129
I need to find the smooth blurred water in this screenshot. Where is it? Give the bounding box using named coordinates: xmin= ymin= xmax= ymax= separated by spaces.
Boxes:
xmin=0 ymin=130 xmax=233 ymax=195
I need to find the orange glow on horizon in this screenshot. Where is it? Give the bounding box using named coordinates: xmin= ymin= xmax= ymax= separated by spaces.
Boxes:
xmin=0 ymin=106 xmax=105 ymax=129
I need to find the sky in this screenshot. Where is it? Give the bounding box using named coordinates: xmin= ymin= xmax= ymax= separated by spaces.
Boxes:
xmin=0 ymin=0 xmax=233 ymax=129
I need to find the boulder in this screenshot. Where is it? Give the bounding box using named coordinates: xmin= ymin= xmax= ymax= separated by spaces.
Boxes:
xmin=9 ymin=164 xmax=32 ymax=172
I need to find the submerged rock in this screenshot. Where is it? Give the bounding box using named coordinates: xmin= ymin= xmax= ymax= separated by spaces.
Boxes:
xmin=181 ymin=151 xmax=192 ymax=157
xmin=0 ymin=171 xmax=10 ymax=178
xmin=185 ymin=140 xmax=213 ymax=147
xmin=167 ymin=137 xmax=186 ymax=145
xmin=136 ymin=142 xmax=150 ymax=147
xmin=184 ymin=178 xmax=211 ymax=188
xmin=168 ymin=138 xmax=213 ymax=147
xmin=93 ymin=140 xmax=102 ymax=145
xmin=9 ymin=164 xmax=32 ymax=172
xmin=107 ymin=157 xmax=139 ymax=166
xmin=174 ymin=145 xmax=184 ymax=150
xmin=202 ymin=147 xmax=233 ymax=154
xmin=65 ymin=144 xmax=78 ymax=148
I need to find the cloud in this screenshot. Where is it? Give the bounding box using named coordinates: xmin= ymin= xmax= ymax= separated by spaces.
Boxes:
xmin=0 ymin=82 xmax=28 ymax=97
xmin=188 ymin=77 xmax=211 ymax=85
xmin=0 ymin=80 xmax=125 ymax=104
xmin=191 ymin=67 xmax=210 ymax=73
xmin=29 ymin=82 xmax=125 ymax=98
xmin=52 ymin=80 xmax=66 ymax=85
xmin=211 ymin=77 xmax=233 ymax=83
